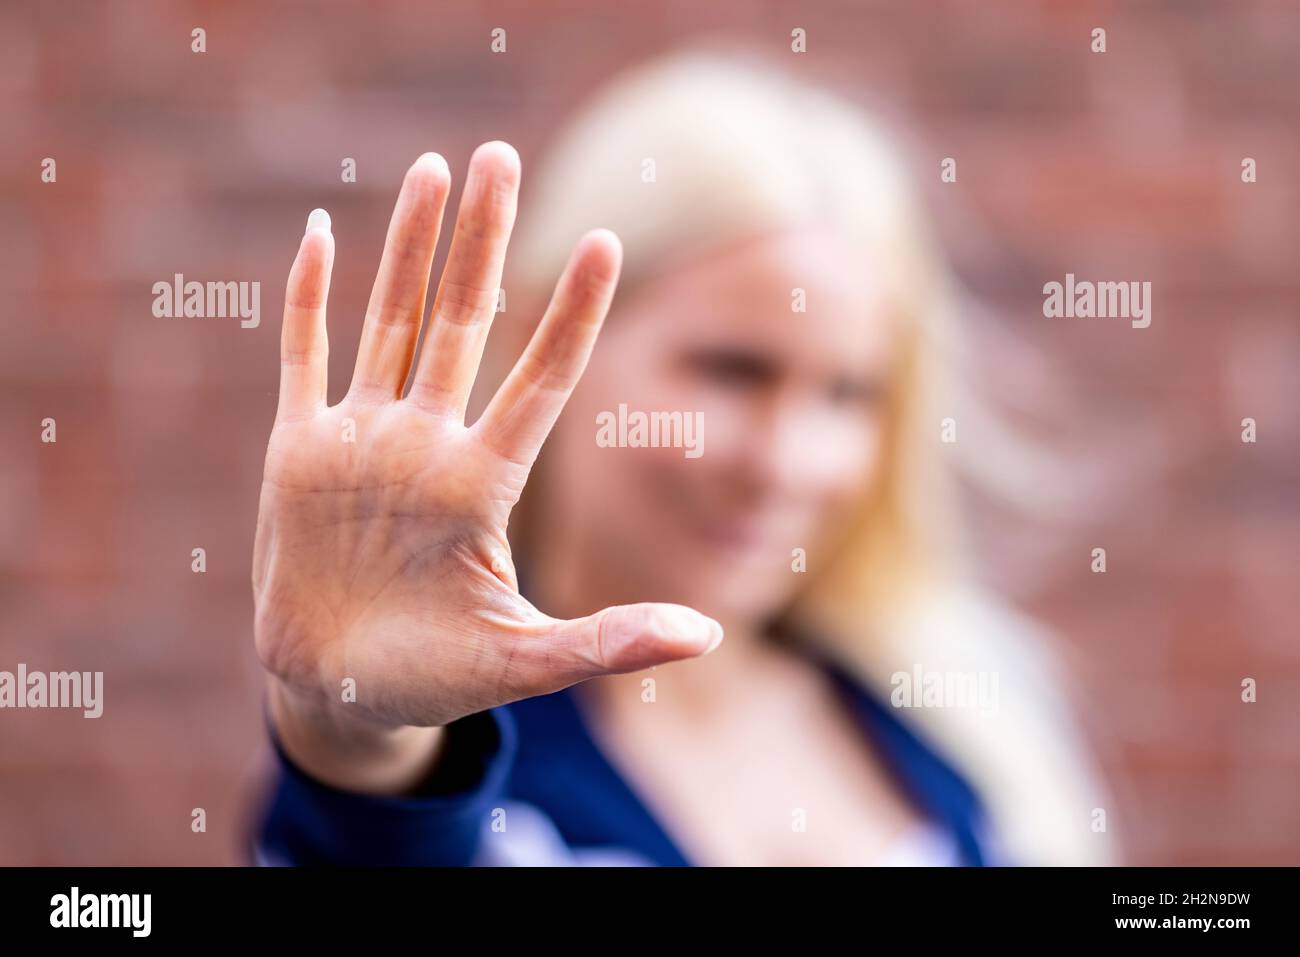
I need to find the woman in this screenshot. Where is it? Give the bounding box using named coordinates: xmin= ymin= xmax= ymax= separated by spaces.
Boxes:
xmin=249 ymin=49 xmax=1114 ymax=866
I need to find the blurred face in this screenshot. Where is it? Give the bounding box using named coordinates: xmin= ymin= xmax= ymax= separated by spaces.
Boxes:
xmin=539 ymin=226 xmax=898 ymax=624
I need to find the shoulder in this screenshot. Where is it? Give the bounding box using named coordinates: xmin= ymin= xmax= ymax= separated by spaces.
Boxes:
xmin=848 ymin=588 xmax=1121 ymax=865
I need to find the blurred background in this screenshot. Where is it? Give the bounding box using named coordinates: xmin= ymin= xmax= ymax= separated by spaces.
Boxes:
xmin=0 ymin=0 xmax=1297 ymax=865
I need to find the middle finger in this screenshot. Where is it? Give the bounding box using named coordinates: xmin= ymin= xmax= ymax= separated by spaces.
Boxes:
xmin=407 ymin=140 xmax=520 ymax=419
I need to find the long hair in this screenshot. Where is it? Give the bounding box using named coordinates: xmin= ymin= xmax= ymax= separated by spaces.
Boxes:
xmin=491 ymin=45 xmax=1118 ymax=865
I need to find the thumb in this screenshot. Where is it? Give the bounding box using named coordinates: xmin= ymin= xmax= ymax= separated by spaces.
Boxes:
xmin=542 ymin=602 xmax=724 ymax=686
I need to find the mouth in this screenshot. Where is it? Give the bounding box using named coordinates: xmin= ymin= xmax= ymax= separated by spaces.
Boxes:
xmin=691 ymin=515 xmax=780 ymax=556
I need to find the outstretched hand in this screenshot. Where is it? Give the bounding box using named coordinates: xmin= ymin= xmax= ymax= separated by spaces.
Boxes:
xmin=252 ymin=144 xmax=722 ymax=768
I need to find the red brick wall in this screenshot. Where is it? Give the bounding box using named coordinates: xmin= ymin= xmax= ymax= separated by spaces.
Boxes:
xmin=0 ymin=1 xmax=1295 ymax=864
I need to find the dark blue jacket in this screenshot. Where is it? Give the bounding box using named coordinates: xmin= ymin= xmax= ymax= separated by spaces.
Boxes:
xmin=252 ymin=638 xmax=1000 ymax=866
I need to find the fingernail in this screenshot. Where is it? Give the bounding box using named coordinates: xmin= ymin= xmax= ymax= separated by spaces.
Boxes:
xmin=658 ymin=606 xmax=722 ymax=652
xmin=707 ymin=624 xmax=728 ymax=655
xmin=416 ymin=151 xmax=449 ymax=175
xmin=305 ymin=208 xmax=331 ymax=234
xmin=703 ymin=622 xmax=724 ymax=655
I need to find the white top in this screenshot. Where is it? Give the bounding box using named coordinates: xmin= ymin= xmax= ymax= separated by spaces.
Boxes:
xmin=471 ymin=801 xmax=968 ymax=867
xmin=875 ymin=819 xmax=966 ymax=867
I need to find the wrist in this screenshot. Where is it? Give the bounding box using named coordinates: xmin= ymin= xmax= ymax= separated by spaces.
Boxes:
xmin=266 ymin=676 xmax=447 ymax=796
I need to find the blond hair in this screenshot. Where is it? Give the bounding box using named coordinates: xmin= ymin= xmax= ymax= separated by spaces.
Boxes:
xmin=500 ymin=46 xmax=1118 ymax=865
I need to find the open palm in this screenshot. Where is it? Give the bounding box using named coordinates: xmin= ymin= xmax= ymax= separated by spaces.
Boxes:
xmin=252 ymin=144 xmax=721 ymax=736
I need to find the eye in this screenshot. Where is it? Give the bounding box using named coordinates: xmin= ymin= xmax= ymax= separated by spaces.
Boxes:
xmin=829 ymin=376 xmax=884 ymax=408
xmin=683 ymin=349 xmax=778 ymax=390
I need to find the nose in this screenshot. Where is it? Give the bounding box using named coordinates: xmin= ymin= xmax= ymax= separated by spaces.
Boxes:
xmin=730 ymin=392 xmax=831 ymax=499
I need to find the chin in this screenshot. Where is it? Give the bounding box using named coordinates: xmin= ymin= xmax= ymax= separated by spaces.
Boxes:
xmin=656 ymin=565 xmax=792 ymax=625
